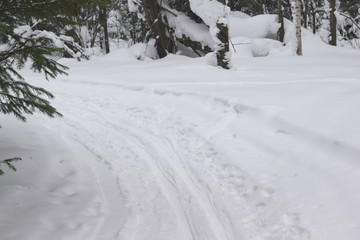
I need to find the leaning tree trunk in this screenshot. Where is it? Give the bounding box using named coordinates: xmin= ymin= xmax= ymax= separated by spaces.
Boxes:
xmin=215 ymin=0 xmax=230 ymax=69
xmin=329 ymin=0 xmax=337 ymax=46
xmin=142 ymin=0 xmax=175 ymax=58
xmin=295 ymin=0 xmax=303 ymax=55
xmin=278 ymin=0 xmax=285 ymax=42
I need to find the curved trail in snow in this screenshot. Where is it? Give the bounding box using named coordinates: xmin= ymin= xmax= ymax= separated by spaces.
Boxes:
xmin=52 ymin=93 xmax=238 ymax=240
xmin=40 ymin=80 xmax=342 ymax=240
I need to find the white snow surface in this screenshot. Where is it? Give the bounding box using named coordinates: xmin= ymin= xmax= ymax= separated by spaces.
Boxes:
xmin=1 ymin=28 xmax=360 ymax=240
xmin=188 ymin=0 xmax=229 ymax=27
xmin=229 ymin=14 xmax=279 ymax=40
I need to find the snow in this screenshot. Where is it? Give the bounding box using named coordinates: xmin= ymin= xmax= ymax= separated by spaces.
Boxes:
xmin=166 ymin=9 xmax=215 ymax=50
xmin=188 ymin=0 xmax=229 ymax=27
xmin=228 ymin=13 xmax=337 ymax=57
xmin=187 ymin=0 xmax=230 ymax=57
xmin=127 ymin=0 xmax=139 ymax=13
xmin=1 ymin=14 xmax=360 ymax=240
xmin=229 ymin=14 xmax=280 ymax=40
xmin=129 ymin=41 xmax=158 ymax=60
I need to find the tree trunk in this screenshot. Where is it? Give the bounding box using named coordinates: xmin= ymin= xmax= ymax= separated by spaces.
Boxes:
xmin=142 ymin=0 xmax=175 ymax=58
xmin=312 ymin=4 xmax=316 ymax=34
xmin=295 ymin=0 xmax=303 ymax=55
xmin=90 ymin=27 xmax=98 ymax=48
xmin=286 ymin=0 xmax=293 ymax=21
xmin=303 ymin=0 xmax=308 ymax=28
xmin=278 ymin=0 xmax=285 ymax=42
xmin=329 ymin=0 xmax=337 ymax=46
xmin=100 ymin=6 xmax=110 ymax=54
xmin=215 ymin=0 xmax=230 ymax=69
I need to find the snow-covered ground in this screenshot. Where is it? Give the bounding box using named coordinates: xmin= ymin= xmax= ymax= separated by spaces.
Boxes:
xmin=1 ymin=29 xmax=360 ymax=240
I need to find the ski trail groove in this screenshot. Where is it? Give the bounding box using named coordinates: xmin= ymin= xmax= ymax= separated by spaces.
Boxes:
xmin=107 ymin=120 xmax=235 ymax=240
xmin=46 ymin=86 xmax=311 ymax=240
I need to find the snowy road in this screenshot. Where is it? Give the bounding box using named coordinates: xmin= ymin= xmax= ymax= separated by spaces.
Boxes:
xmin=1 ymin=47 xmax=360 ymax=240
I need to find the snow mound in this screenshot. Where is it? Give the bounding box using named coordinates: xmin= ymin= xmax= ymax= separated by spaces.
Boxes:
xmin=229 ymin=13 xmax=332 ymax=57
xmin=129 ymin=41 xmax=158 ymax=60
xmin=231 ymin=37 xmax=284 ymax=57
xmin=230 ymin=14 xmax=279 ymax=40
xmin=230 ymin=11 xmax=251 ymax=19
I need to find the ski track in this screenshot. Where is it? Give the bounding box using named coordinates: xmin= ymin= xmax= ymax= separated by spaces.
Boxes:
xmin=40 ymin=82 xmax=311 ymax=240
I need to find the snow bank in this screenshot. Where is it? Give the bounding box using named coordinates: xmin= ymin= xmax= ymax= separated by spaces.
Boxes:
xmin=229 ymin=12 xmax=332 ymax=57
xmin=231 ymin=37 xmax=284 ymax=57
xmin=0 ymin=117 xmax=101 ymax=240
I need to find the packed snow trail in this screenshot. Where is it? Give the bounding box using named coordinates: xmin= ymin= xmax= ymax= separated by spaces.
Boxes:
xmin=2 ymin=45 xmax=360 ymax=240
xmin=35 ymin=78 xmax=314 ymax=240
xmin=46 ymin=90 xmax=240 ymax=240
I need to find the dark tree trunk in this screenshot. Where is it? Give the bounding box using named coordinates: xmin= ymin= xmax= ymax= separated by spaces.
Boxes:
xmin=215 ymin=0 xmax=230 ymax=69
xmin=329 ymin=0 xmax=337 ymax=46
xmin=278 ymin=0 xmax=285 ymax=42
xmin=216 ymin=21 xmax=230 ymax=69
xmin=142 ymin=0 xmax=175 ymax=58
xmin=312 ymin=8 xmax=316 ymax=34
xmin=131 ymin=14 xmax=136 ymax=44
xmin=100 ymin=6 xmax=110 ymax=54
xmin=286 ymin=0 xmax=293 ymax=21
xmin=303 ymin=0 xmax=308 ymax=28
xmin=295 ymin=0 xmax=303 ymax=55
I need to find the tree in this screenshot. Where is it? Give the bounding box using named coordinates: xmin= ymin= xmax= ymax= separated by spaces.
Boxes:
xmin=308 ymin=0 xmax=325 ymax=34
xmin=213 ymin=0 xmax=231 ymax=69
xmin=100 ymin=4 xmax=110 ymax=53
xmin=328 ymin=0 xmax=337 ymax=46
xmin=0 ymin=0 xmax=97 ymax=121
xmin=142 ymin=0 xmax=176 ymax=58
xmin=128 ymin=0 xmax=230 ymax=68
xmin=338 ymin=0 xmax=360 ymax=46
xmin=294 ymin=0 xmax=303 ymax=55
xmin=277 ymin=0 xmax=285 ymax=42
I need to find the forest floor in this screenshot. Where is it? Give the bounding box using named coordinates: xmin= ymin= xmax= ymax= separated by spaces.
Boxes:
xmin=1 ymin=40 xmax=360 ymax=240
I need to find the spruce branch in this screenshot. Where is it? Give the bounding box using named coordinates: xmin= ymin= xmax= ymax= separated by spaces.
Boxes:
xmin=0 ymin=157 xmax=22 ymax=176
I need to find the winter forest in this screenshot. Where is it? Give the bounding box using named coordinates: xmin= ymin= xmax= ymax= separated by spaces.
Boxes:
xmin=1 ymin=0 xmax=360 ymax=240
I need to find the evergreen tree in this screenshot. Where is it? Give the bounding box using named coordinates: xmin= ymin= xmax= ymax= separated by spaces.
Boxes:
xmin=0 ymin=0 xmax=97 ymax=121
